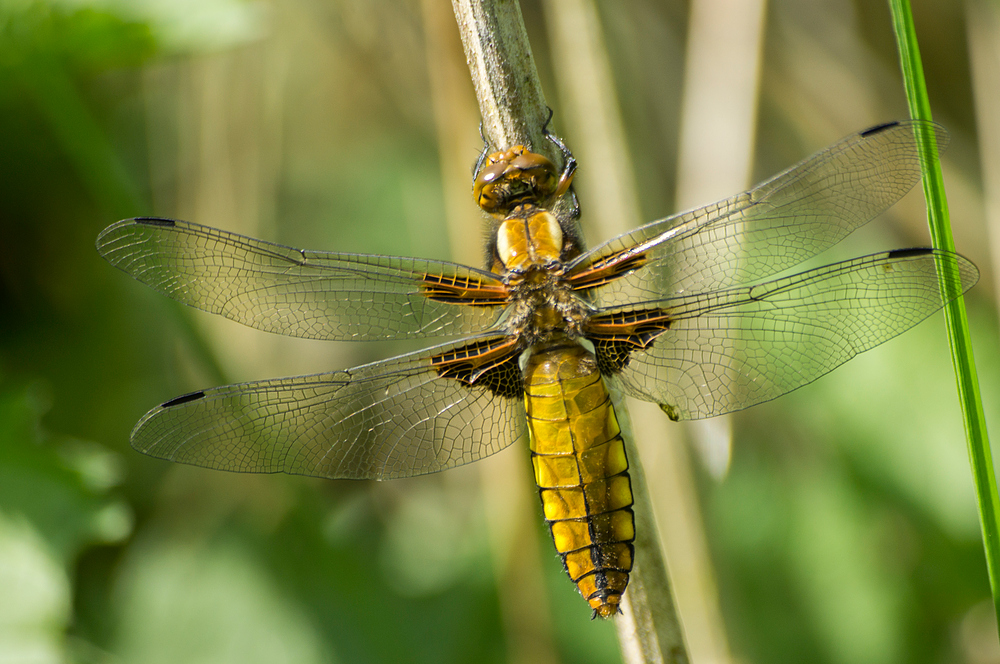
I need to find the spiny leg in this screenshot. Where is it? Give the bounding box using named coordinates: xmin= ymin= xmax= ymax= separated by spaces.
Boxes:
xmin=473 ymin=121 xmax=492 ymax=177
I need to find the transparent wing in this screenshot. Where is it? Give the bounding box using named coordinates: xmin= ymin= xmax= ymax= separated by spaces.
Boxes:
xmin=569 ymin=121 xmax=948 ymax=307
xmin=97 ymin=218 xmax=508 ymax=341
xmin=130 ymin=337 xmax=526 ymax=480
xmin=599 ymin=249 xmax=977 ymax=420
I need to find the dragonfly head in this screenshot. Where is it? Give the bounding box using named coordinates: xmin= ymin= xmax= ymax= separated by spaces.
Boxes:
xmin=474 ymin=146 xmax=559 ymax=216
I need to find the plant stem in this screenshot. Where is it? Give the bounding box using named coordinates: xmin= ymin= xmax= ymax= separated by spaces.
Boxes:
xmin=450 ymin=0 xmax=549 ymax=153
xmin=450 ymin=1 xmax=690 ymax=661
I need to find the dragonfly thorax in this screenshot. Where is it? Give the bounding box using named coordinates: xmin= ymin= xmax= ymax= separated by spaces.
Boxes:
xmin=504 ymin=275 xmax=590 ymax=344
xmin=496 ymin=208 xmax=563 ymax=273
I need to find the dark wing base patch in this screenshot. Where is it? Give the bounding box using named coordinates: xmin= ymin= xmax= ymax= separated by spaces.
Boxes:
xmin=584 ymin=308 xmax=673 ymax=375
xmin=421 ymin=272 xmax=509 ymax=306
xmin=431 ymin=337 xmax=525 ymax=399
xmin=566 ymin=250 xmax=649 ymax=291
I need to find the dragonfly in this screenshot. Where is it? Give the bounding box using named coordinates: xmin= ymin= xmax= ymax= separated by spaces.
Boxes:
xmin=97 ymin=119 xmax=977 ymax=618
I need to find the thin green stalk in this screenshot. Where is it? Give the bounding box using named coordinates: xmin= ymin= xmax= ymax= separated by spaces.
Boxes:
xmin=888 ymin=0 xmax=1000 ymax=624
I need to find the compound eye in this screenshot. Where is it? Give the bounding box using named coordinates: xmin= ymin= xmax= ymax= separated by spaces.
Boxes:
xmin=509 ymin=151 xmax=555 ymax=174
xmin=473 ymin=161 xmax=511 ymax=212
xmin=479 ymin=161 xmax=506 ymax=185
xmin=472 ymin=146 xmax=558 ymax=213
xmin=509 ymin=152 xmax=557 ymax=195
xmin=475 ymin=182 xmax=501 ymax=213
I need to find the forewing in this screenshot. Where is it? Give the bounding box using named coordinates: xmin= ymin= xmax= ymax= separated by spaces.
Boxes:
xmin=592 ymin=250 xmax=977 ymax=420
xmin=569 ymin=121 xmax=948 ymax=307
xmin=97 ymin=218 xmax=508 ymax=340
xmin=130 ymin=337 xmax=526 ymax=480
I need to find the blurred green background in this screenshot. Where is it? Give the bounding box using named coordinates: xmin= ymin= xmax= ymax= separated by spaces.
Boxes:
xmin=1 ymin=0 xmax=999 ymax=662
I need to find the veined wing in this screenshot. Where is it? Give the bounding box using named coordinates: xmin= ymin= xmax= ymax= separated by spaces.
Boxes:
xmin=97 ymin=218 xmax=509 ymax=341
xmin=130 ymin=336 xmax=527 ymax=480
xmin=584 ymin=249 xmax=977 ymax=420
xmin=567 ymin=121 xmax=948 ymax=307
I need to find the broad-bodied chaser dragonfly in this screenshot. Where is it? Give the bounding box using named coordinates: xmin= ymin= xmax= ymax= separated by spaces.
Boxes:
xmin=97 ymin=120 xmax=977 ymax=618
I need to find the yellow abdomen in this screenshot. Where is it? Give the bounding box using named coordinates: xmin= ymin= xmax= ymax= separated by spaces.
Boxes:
xmin=523 ymin=342 xmax=635 ymax=618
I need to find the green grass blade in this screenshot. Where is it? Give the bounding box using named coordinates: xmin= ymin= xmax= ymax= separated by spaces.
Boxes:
xmin=888 ymin=0 xmax=1000 ymax=624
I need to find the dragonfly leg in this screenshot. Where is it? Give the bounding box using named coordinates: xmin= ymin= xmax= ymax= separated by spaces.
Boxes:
xmin=542 ymin=112 xmax=578 ymax=201
xmin=473 ymin=121 xmax=492 ymax=177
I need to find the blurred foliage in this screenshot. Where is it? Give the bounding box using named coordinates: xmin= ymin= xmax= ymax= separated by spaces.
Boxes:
xmin=0 ymin=0 xmax=998 ymax=663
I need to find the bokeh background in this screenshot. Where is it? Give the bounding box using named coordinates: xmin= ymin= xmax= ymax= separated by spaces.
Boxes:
xmin=2 ymin=0 xmax=1000 ymax=662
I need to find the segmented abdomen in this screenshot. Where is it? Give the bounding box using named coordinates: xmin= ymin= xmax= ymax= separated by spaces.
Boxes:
xmin=523 ymin=342 xmax=635 ymax=618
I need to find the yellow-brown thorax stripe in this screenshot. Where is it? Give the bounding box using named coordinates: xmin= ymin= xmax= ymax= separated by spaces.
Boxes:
xmin=523 ymin=343 xmax=635 ymax=618
xmin=496 ymin=210 xmax=563 ymax=272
